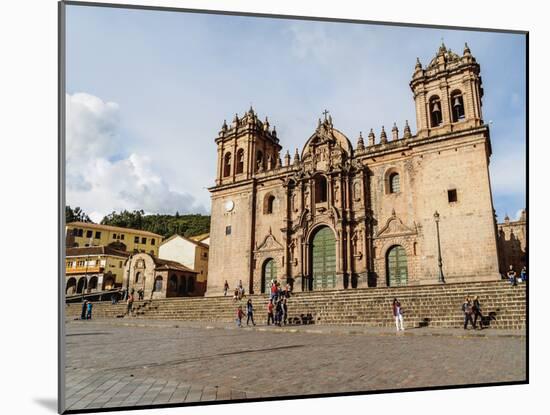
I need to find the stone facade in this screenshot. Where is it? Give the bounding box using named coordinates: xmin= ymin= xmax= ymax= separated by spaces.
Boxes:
xmin=207 ymin=43 xmax=502 ymax=296
xmin=497 ymin=210 xmax=527 ymax=275
xmin=124 ymin=252 xmax=200 ymax=300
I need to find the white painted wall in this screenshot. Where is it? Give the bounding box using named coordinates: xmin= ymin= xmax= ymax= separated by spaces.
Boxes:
xmin=158 ymin=236 xmax=197 ymax=269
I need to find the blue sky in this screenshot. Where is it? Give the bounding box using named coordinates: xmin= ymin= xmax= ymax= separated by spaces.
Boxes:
xmin=65 ymin=4 xmax=526 ymax=223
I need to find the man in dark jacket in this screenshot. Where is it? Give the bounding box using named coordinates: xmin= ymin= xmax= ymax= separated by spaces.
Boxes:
xmin=462 ymin=297 xmax=475 ymax=329
xmin=472 ymin=296 xmax=483 ymax=329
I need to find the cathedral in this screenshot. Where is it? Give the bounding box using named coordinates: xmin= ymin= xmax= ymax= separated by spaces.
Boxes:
xmin=206 ymin=43 xmax=501 ymax=296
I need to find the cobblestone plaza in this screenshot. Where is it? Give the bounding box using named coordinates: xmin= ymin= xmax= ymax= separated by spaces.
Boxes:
xmin=64 ymin=319 xmax=526 ymax=411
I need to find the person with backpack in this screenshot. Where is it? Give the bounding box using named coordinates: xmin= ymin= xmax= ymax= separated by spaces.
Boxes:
xmin=246 ymin=299 xmax=256 ymax=326
xmin=392 ymin=298 xmax=405 ymax=331
xmin=472 ymin=295 xmax=483 ymax=330
xmin=462 ymin=297 xmax=475 ymax=329
xmin=267 ymin=299 xmax=274 ymax=325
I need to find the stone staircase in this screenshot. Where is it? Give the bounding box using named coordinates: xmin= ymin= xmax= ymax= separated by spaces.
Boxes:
xmin=65 ymin=281 xmax=526 ymax=330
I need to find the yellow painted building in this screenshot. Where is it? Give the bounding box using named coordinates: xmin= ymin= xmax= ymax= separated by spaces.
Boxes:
xmin=66 ymin=222 xmax=163 ymax=256
xmin=65 ymin=246 xmax=130 ymax=296
xmin=159 ymin=234 xmax=209 ymax=295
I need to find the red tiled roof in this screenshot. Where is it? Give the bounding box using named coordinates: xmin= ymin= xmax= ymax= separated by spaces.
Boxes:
xmin=67 ymin=222 xmax=163 ymax=238
xmin=66 ymin=246 xmax=130 ymax=258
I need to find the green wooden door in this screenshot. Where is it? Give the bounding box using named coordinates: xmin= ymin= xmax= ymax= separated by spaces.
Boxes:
xmin=387 ymin=245 xmax=408 ymax=286
xmin=262 ymin=259 xmax=277 ymax=293
xmin=311 ymin=227 xmax=336 ymax=290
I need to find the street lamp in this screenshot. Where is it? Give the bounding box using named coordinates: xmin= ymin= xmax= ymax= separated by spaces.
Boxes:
xmin=434 ymin=211 xmax=445 ymax=283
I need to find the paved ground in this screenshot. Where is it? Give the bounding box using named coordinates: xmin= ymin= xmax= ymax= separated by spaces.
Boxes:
xmin=64 ymin=319 xmax=526 ymax=411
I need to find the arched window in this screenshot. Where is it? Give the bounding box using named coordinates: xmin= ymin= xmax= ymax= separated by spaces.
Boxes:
xmin=315 ymin=176 xmax=328 ymax=203
xmin=264 ymin=194 xmax=275 ymax=214
xmin=256 ymin=151 xmax=264 ymax=172
xmin=389 ymin=173 xmax=400 ymax=194
xmin=451 ymin=90 xmax=465 ymax=122
xmin=154 ymin=276 xmax=163 ymax=292
xmin=134 ymin=271 xmax=141 ymax=283
xmin=429 ymin=96 xmax=443 ymax=127
xmin=223 ymin=152 xmax=232 ymax=177
xmin=235 ymin=149 xmax=244 ymax=174
xmin=353 ymin=182 xmax=361 ymax=201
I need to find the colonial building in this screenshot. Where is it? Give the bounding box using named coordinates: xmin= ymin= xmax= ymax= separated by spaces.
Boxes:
xmin=65 ymin=246 xmax=129 ymax=296
xmin=159 ymin=234 xmax=209 ymax=294
xmin=124 ymin=252 xmax=200 ymax=299
xmin=497 ymin=210 xmax=527 ymax=274
xmin=207 ymin=43 xmax=503 ymax=296
xmin=66 ymin=222 xmax=163 ymax=256
xmin=190 ymin=233 xmax=210 ymax=246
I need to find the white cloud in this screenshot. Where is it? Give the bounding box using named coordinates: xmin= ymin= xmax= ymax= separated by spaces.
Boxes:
xmin=489 ymin=151 xmax=526 ymax=196
xmin=66 ymin=93 xmax=206 ymax=221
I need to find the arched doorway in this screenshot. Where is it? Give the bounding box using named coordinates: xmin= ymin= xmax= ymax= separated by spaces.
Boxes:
xmin=261 ymin=258 xmax=277 ymax=293
xmin=386 ymin=245 xmax=408 ymax=286
xmin=66 ymin=278 xmax=77 ymax=295
xmin=88 ymin=276 xmax=98 ymax=292
xmin=76 ymin=277 xmax=87 ymax=294
xmin=178 ymin=275 xmax=187 ymax=296
xmin=154 ymin=276 xmax=163 ymax=292
xmin=169 ymin=275 xmax=177 ymax=296
xmin=103 ymin=276 xmax=115 ymax=290
xmin=310 ymin=226 xmax=337 ymax=290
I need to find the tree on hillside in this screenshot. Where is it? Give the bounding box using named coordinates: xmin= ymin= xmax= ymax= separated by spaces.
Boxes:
xmin=100 ymin=210 xmax=210 ymax=239
xmin=66 ymin=206 xmax=92 ymax=223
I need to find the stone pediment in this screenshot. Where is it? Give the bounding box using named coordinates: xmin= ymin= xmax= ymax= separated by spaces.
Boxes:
xmin=376 ymin=211 xmax=417 ymax=238
xmin=255 ymin=229 xmax=284 ymax=252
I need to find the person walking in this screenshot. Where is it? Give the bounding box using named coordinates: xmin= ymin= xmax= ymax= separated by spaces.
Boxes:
xmin=267 ymin=299 xmax=274 ymax=325
xmin=137 ymin=288 xmax=144 ymax=300
xmin=520 ymin=266 xmax=527 ymax=283
xmin=392 ymin=298 xmax=404 ymax=331
xmin=86 ymin=301 xmax=93 ymax=320
xmin=246 ymin=299 xmax=256 ymax=326
xmin=127 ymin=290 xmax=134 ymax=316
xmin=282 ymin=298 xmax=288 ymax=325
xmin=80 ymin=300 xmax=88 ymax=320
xmin=224 ymin=280 xmax=229 ymax=296
xmin=462 ymin=297 xmax=475 ymax=329
xmin=507 ymin=265 xmax=517 ymax=286
xmin=236 ymin=305 xmax=245 ymax=328
xmin=472 ymin=295 xmax=483 ymax=329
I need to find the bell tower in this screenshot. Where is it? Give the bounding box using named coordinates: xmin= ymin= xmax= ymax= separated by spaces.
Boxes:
xmin=214 ymin=107 xmax=282 ymax=186
xmin=410 ymin=42 xmax=484 ymax=138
